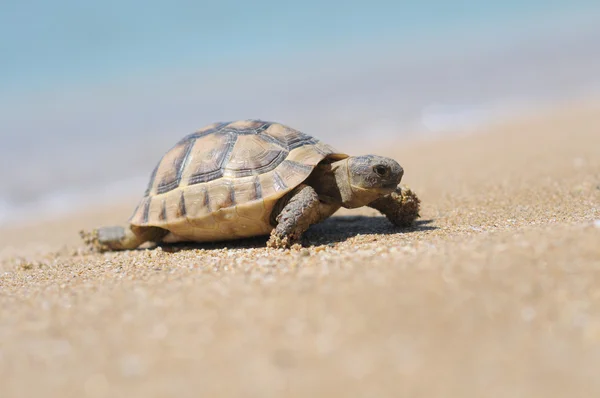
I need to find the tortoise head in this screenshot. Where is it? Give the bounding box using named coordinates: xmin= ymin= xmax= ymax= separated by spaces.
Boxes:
xmin=341 ymin=155 xmax=404 ymax=208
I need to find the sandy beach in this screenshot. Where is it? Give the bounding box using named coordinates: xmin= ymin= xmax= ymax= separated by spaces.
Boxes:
xmin=1 ymin=101 xmax=599 ymax=397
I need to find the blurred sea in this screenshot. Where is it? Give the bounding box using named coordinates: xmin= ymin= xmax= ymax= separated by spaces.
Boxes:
xmin=1 ymin=1 xmax=600 ymax=226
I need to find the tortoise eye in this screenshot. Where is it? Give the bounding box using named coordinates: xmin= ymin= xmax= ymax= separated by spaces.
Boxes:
xmin=373 ymin=165 xmax=388 ymax=176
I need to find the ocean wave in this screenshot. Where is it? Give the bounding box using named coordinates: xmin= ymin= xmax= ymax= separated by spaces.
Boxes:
xmin=0 ymin=175 xmax=148 ymax=228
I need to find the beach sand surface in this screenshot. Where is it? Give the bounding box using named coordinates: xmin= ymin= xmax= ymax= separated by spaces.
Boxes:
xmin=1 ymin=102 xmax=600 ymax=397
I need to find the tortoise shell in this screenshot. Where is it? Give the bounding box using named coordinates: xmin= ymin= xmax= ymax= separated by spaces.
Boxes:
xmin=129 ymin=120 xmax=348 ymax=242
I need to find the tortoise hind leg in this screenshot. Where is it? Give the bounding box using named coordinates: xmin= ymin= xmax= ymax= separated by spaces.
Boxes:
xmin=80 ymin=225 xmax=167 ymax=252
xmin=97 ymin=226 xmax=143 ymax=251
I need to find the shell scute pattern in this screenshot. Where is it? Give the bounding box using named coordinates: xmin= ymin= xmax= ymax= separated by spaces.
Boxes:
xmin=129 ymin=120 xmax=347 ymax=242
xmin=224 ymin=134 xmax=287 ymax=178
xmin=262 ymin=123 xmax=317 ymax=149
xmin=154 ymin=138 xmax=195 ymax=195
xmin=182 ymin=132 xmax=236 ymax=186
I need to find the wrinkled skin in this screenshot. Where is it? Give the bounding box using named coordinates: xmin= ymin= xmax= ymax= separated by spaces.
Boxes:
xmin=267 ymin=155 xmax=420 ymax=248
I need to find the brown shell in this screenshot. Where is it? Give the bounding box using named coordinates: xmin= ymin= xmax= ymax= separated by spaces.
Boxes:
xmin=128 ymin=120 xmax=348 ymax=242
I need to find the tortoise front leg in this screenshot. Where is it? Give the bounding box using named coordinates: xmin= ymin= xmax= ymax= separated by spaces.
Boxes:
xmin=267 ymin=184 xmax=323 ymax=249
xmin=368 ymin=185 xmax=421 ymax=227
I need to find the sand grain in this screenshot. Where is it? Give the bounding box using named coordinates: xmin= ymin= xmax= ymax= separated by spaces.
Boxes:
xmin=1 ymin=103 xmax=600 ymax=397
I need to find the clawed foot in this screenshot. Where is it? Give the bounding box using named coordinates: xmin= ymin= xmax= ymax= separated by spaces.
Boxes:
xmin=79 ymin=229 xmax=111 ymax=253
xmin=266 ymin=230 xmax=302 ymax=250
xmin=387 ymin=186 xmax=421 ymax=227
xmin=79 ymin=225 xmax=145 ymax=252
xmin=369 ymin=185 xmax=421 ymax=228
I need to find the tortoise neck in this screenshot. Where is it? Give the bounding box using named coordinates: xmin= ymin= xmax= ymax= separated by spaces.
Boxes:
xmin=309 ymin=158 xmax=391 ymax=208
xmin=305 ymin=159 xmax=356 ymax=207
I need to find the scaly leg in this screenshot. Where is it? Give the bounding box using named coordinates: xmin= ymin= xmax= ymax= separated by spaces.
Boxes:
xmin=80 ymin=225 xmax=167 ymax=252
xmin=267 ymin=184 xmax=323 ymax=249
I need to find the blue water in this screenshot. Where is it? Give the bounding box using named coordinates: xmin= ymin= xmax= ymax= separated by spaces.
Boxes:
xmin=3 ymin=0 xmax=599 ymax=93
xmin=1 ymin=1 xmax=600 ymax=226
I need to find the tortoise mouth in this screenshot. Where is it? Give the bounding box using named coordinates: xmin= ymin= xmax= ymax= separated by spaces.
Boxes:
xmin=367 ymin=184 xmax=397 ymax=196
xmin=377 ymin=181 xmax=399 ymax=192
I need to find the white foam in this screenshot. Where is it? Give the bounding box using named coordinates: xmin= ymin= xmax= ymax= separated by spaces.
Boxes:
xmin=419 ymin=99 xmax=543 ymax=133
xmin=0 ymin=175 xmax=147 ymax=228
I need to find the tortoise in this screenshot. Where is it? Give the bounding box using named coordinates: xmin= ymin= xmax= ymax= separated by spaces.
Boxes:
xmin=85 ymin=120 xmax=420 ymax=251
